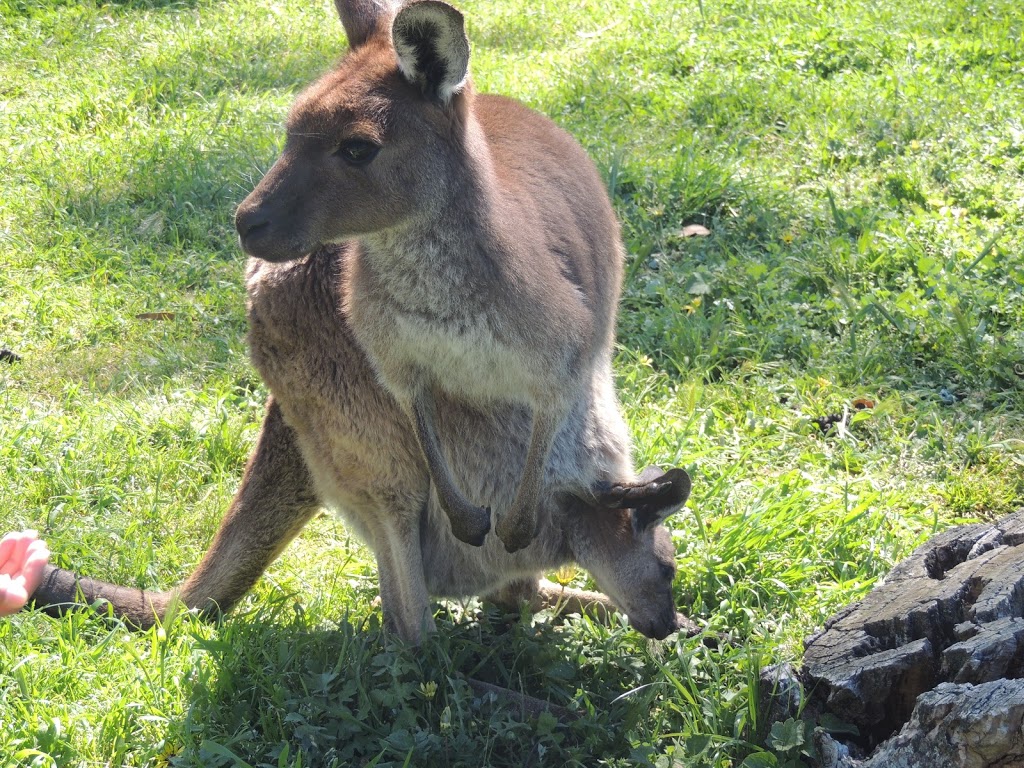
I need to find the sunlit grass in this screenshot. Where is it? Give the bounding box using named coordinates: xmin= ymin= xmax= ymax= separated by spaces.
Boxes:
xmin=1 ymin=0 xmax=1022 ymax=765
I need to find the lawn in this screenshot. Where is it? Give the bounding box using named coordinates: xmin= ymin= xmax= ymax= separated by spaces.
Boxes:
xmin=1 ymin=0 xmax=1022 ymax=765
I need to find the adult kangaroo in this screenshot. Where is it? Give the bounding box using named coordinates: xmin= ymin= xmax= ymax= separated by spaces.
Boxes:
xmin=235 ymin=0 xmax=632 ymax=555
xmin=30 ymin=0 xmax=692 ymax=644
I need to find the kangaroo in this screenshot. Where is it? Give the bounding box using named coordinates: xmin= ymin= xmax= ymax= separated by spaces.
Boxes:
xmin=29 ymin=0 xmax=693 ymax=645
xmin=234 ymin=0 xmax=632 ymax=555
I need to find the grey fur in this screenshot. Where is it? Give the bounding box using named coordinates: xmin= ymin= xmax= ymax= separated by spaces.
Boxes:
xmin=32 ymin=248 xmax=690 ymax=643
xmin=235 ymin=0 xmax=631 ymax=556
xmin=29 ymin=0 xmax=694 ymax=646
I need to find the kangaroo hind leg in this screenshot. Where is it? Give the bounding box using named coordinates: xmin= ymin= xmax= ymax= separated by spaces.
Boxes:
xmin=374 ymin=512 xmax=434 ymax=645
xmin=411 ymin=385 xmax=491 ymax=547
xmin=486 ymin=577 xmax=614 ymax=623
xmin=174 ymin=398 xmax=323 ymax=618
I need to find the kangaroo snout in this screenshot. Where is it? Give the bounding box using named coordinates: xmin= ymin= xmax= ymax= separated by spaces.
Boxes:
xmin=235 ymin=210 xmax=281 ymax=261
xmin=235 ymin=153 xmax=319 ymax=262
xmin=632 ymin=608 xmax=683 ymax=640
xmin=234 ymin=203 xmax=269 ymax=247
xmin=234 ymin=195 xmax=302 ymax=263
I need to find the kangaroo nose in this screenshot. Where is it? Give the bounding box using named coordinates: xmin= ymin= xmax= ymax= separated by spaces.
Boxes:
xmin=235 ymin=205 xmax=268 ymax=240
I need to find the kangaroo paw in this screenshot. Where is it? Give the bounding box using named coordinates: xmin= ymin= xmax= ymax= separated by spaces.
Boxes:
xmin=445 ymin=498 xmax=492 ymax=547
xmin=494 ymin=509 xmax=538 ymax=554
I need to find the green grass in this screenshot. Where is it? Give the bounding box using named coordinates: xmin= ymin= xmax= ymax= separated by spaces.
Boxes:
xmin=1 ymin=0 xmax=1023 ymax=765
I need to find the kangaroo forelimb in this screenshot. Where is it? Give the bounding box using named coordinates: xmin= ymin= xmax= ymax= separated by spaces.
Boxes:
xmin=411 ymin=386 xmax=491 ymax=547
xmin=494 ymin=405 xmax=562 ymax=554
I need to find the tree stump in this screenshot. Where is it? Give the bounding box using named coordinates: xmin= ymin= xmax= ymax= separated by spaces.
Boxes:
xmin=769 ymin=510 xmax=1024 ymax=766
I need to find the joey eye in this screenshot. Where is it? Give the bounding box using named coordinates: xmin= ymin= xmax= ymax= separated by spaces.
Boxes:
xmin=335 ymin=139 xmax=381 ymax=166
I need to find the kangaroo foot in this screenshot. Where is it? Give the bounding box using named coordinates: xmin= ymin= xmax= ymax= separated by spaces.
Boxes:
xmin=441 ymin=491 xmax=491 ymax=547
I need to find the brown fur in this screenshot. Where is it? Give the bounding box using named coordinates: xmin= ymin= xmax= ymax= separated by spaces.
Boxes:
xmin=29 ymin=0 xmax=693 ymax=645
xmin=235 ymin=0 xmax=628 ymax=554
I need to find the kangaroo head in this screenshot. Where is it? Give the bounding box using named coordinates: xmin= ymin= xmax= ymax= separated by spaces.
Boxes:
xmin=572 ymin=470 xmax=692 ymax=640
xmin=235 ymin=0 xmax=472 ymax=262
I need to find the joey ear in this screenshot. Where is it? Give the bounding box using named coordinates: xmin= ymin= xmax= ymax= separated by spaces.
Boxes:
xmin=335 ymin=0 xmax=396 ymax=49
xmin=630 ymin=468 xmax=691 ymax=536
xmin=392 ymin=0 xmax=470 ymax=104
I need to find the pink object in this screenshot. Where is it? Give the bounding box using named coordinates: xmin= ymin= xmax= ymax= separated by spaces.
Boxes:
xmin=0 ymin=530 xmax=50 ymax=616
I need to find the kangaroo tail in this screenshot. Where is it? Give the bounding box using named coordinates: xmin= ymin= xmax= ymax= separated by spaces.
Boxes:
xmin=26 ymin=399 xmax=322 ymax=631
xmin=30 ymin=564 xmax=185 ymax=629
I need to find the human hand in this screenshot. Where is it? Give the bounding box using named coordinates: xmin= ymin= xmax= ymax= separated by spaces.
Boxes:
xmin=0 ymin=530 xmax=50 ymax=616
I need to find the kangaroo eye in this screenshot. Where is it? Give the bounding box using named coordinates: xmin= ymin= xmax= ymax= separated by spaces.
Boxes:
xmin=335 ymin=139 xmax=380 ymax=166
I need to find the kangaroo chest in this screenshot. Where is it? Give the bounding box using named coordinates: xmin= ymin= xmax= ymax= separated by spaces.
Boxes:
xmin=245 ymin=251 xmax=427 ymax=502
xmin=348 ymin=247 xmax=542 ymax=404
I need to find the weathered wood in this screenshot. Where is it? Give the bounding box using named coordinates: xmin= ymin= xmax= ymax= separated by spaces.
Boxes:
xmin=761 ymin=510 xmax=1024 ymax=765
xmin=857 ymin=680 xmax=1024 ymax=768
xmin=799 ymin=510 xmax=1024 ymax=749
xmin=941 ymin=616 xmax=1024 ymax=684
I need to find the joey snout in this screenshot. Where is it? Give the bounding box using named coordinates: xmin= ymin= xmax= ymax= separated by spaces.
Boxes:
xmin=629 ymin=600 xmax=685 ymax=640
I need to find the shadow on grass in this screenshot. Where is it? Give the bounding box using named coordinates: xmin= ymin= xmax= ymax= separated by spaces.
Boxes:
xmin=176 ymin=601 xmax=657 ymax=767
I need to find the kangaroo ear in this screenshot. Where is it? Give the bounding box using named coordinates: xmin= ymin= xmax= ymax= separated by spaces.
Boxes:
xmin=392 ymin=0 xmax=469 ymax=104
xmin=335 ymin=0 xmax=395 ymax=49
xmin=630 ymin=468 xmax=691 ymax=536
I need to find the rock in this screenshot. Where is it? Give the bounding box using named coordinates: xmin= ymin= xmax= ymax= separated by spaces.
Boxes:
xmin=759 ymin=663 xmax=805 ymax=728
xmin=858 ymin=680 xmax=1024 ymax=768
xmin=796 ymin=509 xmax=1024 ymax=765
